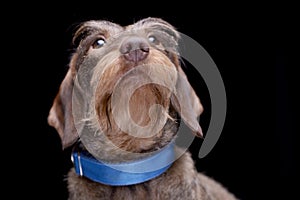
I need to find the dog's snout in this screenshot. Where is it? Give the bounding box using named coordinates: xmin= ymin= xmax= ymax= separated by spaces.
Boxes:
xmin=120 ymin=36 xmax=149 ymax=62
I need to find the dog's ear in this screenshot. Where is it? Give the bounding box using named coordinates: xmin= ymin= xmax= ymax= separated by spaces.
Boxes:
xmin=171 ymin=66 xmax=204 ymax=137
xmin=48 ymin=69 xmax=78 ymax=149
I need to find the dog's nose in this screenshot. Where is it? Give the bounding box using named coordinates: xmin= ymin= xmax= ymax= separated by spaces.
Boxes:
xmin=120 ymin=36 xmax=149 ymax=62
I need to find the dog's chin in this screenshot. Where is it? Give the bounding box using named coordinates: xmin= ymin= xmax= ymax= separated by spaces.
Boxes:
xmin=79 ymin=49 xmax=180 ymax=162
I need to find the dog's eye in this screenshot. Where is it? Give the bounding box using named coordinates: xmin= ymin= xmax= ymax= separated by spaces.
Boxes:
xmin=92 ymin=38 xmax=106 ymax=49
xmin=148 ymin=36 xmax=157 ymax=44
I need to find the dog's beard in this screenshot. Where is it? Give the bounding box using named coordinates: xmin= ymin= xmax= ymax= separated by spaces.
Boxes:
xmin=75 ymin=48 xmax=179 ymax=162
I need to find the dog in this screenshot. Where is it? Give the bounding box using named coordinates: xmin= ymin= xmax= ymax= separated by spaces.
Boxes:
xmin=48 ymin=17 xmax=238 ymax=200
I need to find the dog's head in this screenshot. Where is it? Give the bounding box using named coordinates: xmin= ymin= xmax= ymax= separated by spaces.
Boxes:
xmin=48 ymin=17 xmax=203 ymax=162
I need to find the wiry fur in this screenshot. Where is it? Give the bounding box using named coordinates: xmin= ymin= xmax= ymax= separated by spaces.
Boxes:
xmin=48 ymin=17 xmax=238 ymax=199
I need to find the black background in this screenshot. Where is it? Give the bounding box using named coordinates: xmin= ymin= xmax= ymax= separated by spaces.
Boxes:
xmin=6 ymin=3 xmax=296 ymax=200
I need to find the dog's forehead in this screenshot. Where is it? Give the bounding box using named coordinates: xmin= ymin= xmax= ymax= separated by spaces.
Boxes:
xmin=75 ymin=17 xmax=178 ymax=42
xmin=126 ymin=17 xmax=175 ymax=31
xmin=84 ymin=20 xmax=124 ymax=35
xmin=87 ymin=18 xmax=176 ymax=34
xmin=132 ymin=18 xmax=174 ymax=27
xmin=125 ymin=17 xmax=179 ymax=41
xmin=78 ymin=17 xmax=174 ymax=33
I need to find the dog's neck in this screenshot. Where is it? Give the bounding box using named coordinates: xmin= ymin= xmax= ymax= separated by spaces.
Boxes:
xmin=71 ymin=141 xmax=175 ymax=186
xmin=79 ymin=102 xmax=180 ymax=163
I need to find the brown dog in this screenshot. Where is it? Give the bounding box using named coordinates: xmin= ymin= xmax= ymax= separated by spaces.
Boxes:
xmin=48 ymin=17 xmax=238 ymax=200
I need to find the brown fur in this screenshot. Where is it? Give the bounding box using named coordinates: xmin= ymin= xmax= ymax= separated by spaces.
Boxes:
xmin=48 ymin=17 xmax=238 ymax=199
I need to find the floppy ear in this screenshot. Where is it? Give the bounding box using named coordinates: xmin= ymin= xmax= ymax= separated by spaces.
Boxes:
xmin=171 ymin=66 xmax=204 ymax=137
xmin=47 ymin=69 xmax=78 ymax=149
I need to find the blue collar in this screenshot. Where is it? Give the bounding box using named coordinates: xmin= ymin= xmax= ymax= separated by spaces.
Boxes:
xmin=71 ymin=142 xmax=175 ymax=186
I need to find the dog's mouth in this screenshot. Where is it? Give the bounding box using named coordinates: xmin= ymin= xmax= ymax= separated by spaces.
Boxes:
xmin=94 ymin=49 xmax=178 ymax=135
xmin=72 ymin=46 xmax=179 ymax=160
